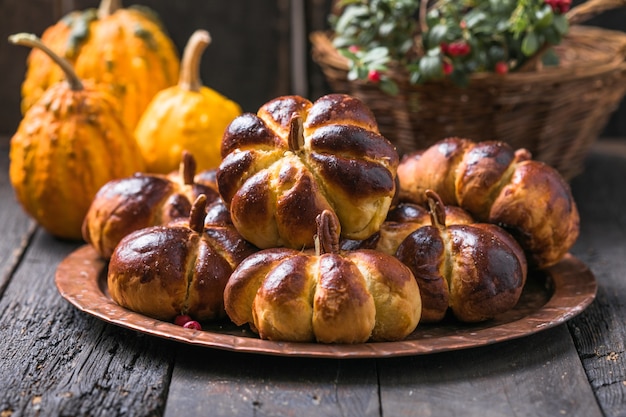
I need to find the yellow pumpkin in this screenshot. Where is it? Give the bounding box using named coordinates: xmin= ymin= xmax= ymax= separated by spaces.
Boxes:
xmin=19 ymin=0 xmax=180 ymax=131
xmin=9 ymin=33 xmax=146 ymax=240
xmin=134 ymin=29 xmax=242 ymax=174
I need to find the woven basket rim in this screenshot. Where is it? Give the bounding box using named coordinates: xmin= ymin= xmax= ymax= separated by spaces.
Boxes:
xmin=311 ymin=25 xmax=626 ymax=86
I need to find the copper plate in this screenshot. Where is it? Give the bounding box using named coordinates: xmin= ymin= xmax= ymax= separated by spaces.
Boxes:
xmin=55 ymin=245 xmax=597 ymax=359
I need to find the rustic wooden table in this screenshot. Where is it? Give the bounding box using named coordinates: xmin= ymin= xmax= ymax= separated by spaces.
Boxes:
xmin=0 ymin=138 xmax=624 ymax=417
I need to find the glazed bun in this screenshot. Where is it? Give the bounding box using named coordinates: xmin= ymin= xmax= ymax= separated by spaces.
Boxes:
xmin=217 ymin=94 xmax=399 ymax=249
xmin=107 ymin=195 xmax=257 ymax=322
xmin=224 ymin=210 xmax=421 ymax=343
xmin=355 ymin=202 xmax=475 ymax=255
xmin=397 ymin=137 xmax=579 ymax=269
xmin=83 ymin=152 xmax=223 ymax=259
xmin=396 ymin=191 xmax=527 ymax=323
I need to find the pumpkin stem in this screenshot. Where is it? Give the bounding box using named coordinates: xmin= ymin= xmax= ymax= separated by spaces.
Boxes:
xmin=314 ymin=210 xmax=340 ymax=256
xmin=97 ymin=0 xmax=122 ymax=19
xmin=179 ymin=30 xmax=211 ymax=92
xmin=288 ymin=113 xmax=305 ymax=153
xmin=180 ymin=151 xmax=197 ymax=185
xmin=9 ymin=33 xmax=83 ymax=91
xmin=189 ymin=194 xmax=208 ymax=234
xmin=425 ymin=189 xmax=447 ymax=230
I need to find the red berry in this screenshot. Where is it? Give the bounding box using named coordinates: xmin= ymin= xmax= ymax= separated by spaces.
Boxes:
xmin=367 ymin=69 xmax=382 ymax=83
xmin=545 ymin=0 xmax=571 ymax=13
xmin=558 ymin=0 xmax=571 ymax=13
xmin=174 ymin=314 xmax=192 ymax=326
xmin=442 ymin=61 xmax=454 ymax=75
xmin=440 ymin=42 xmax=449 ymax=54
xmin=447 ymin=41 xmax=471 ymax=57
xmin=183 ymin=320 xmax=202 ymax=330
xmin=495 ymin=61 xmax=509 ymax=75
xmin=348 ymin=45 xmax=360 ymax=53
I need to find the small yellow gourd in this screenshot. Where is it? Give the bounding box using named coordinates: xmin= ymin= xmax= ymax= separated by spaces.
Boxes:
xmin=134 ymin=29 xmax=242 ymax=174
xmin=8 ymin=33 xmax=146 ymax=240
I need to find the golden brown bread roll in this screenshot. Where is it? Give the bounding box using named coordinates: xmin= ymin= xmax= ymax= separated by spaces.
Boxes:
xmin=217 ymin=93 xmax=399 ymax=249
xmin=353 ymin=202 xmax=475 ymax=255
xmin=396 ymin=191 xmax=527 ymax=323
xmin=107 ymin=195 xmax=258 ymax=322
xmin=82 ymin=152 xmax=223 ymax=259
xmin=223 ymin=210 xmax=421 ymax=343
xmin=397 ymin=137 xmax=579 ymax=269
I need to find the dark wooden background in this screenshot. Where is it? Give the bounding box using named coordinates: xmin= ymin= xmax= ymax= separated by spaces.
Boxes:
xmin=0 ymin=0 xmax=624 ymax=138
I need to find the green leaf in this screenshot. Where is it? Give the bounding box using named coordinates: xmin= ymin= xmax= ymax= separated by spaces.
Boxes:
xmin=380 ymin=78 xmax=399 ymax=95
xmin=427 ymin=24 xmax=449 ymax=47
xmin=419 ymin=55 xmax=443 ymax=80
xmin=535 ymin=6 xmax=554 ymax=30
xmin=541 ymin=48 xmax=560 ymax=67
xmin=356 ymin=66 xmax=369 ymax=79
xmin=521 ymin=31 xmax=539 ymax=56
xmin=543 ymin=26 xmax=562 ymax=44
xmin=463 ymin=10 xmax=487 ymax=30
xmin=347 ymin=67 xmax=360 ymax=81
xmin=333 ymin=5 xmax=369 ymax=33
xmin=379 ymin=21 xmax=395 ymax=37
xmin=338 ymin=48 xmax=359 ymax=61
xmin=362 ymin=46 xmax=390 ymax=63
xmin=553 ymin=14 xmax=569 ymax=35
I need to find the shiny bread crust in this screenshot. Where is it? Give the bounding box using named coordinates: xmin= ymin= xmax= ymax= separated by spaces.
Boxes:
xmin=108 ymin=221 xmax=257 ymax=322
xmin=217 ymin=93 xmax=399 ymax=249
xmin=397 ymin=137 xmax=579 ymax=269
xmin=82 ymin=171 xmax=222 ymax=260
xmin=223 ymin=247 xmax=421 ymax=343
xmin=396 ymin=222 xmax=526 ymax=323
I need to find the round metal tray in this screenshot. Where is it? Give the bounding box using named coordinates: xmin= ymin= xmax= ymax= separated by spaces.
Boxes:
xmin=55 ymin=245 xmax=597 ymax=358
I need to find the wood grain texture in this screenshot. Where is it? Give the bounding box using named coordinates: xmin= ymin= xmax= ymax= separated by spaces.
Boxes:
xmin=0 ymin=138 xmax=625 ymax=417
xmin=378 ymin=325 xmax=602 ymax=417
xmin=165 ymin=346 xmax=379 ymax=417
xmin=569 ymin=141 xmax=626 ymax=417
xmin=0 ymin=231 xmax=176 ymax=417
xmin=0 ymin=140 xmax=36 ymax=296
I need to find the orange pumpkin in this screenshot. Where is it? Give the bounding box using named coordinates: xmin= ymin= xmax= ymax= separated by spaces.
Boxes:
xmin=19 ymin=0 xmax=180 ymax=131
xmin=9 ymin=33 xmax=145 ymax=240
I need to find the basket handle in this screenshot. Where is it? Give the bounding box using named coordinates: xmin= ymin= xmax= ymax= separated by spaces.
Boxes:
xmin=567 ymin=0 xmax=626 ymax=25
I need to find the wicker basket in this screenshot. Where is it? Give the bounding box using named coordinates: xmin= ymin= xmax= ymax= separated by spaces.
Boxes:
xmin=310 ymin=0 xmax=626 ymax=180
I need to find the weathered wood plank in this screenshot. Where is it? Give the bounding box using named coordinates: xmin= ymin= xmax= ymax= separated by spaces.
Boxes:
xmin=0 ymin=230 xmax=176 ymax=417
xmin=378 ymin=325 xmax=602 ymax=417
xmin=569 ymin=140 xmax=626 ymax=417
xmin=165 ymin=346 xmax=379 ymax=417
xmin=0 ymin=138 xmax=37 ymax=296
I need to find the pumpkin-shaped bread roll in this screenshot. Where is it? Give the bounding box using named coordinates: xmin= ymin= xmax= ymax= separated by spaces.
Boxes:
xmin=224 ymin=210 xmax=421 ymax=343
xmin=107 ymin=195 xmax=257 ymax=322
xmin=355 ymin=202 xmax=475 ymax=255
xmin=217 ymin=93 xmax=399 ymax=249
xmin=397 ymin=137 xmax=579 ymax=269
xmin=396 ymin=191 xmax=527 ymax=323
xmin=82 ymin=152 xmax=223 ymax=259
